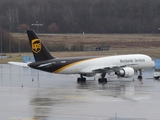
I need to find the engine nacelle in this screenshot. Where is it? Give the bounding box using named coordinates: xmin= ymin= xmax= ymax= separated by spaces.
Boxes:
xmin=115 ymin=67 xmax=134 ymax=78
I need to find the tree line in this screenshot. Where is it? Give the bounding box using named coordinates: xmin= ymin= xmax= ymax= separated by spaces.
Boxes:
xmin=0 ymin=0 xmax=160 ymax=33
xmin=1 ymin=0 xmax=160 ymax=53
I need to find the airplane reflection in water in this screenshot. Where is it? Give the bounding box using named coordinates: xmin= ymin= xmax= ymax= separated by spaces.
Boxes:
xmin=76 ymin=69 xmax=155 ymax=101
xmin=30 ymin=77 xmax=154 ymax=120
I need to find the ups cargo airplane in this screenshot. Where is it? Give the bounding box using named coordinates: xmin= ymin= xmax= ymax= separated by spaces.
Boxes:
xmin=8 ymin=30 xmax=155 ymax=83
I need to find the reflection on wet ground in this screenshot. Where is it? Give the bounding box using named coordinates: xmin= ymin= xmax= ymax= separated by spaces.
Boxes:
xmin=0 ymin=64 xmax=160 ymax=120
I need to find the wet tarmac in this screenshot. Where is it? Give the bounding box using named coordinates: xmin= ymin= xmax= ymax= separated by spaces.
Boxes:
xmin=0 ymin=64 xmax=160 ymax=120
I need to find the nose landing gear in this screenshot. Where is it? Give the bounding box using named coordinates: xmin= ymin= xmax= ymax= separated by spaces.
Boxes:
xmin=137 ymin=69 xmax=143 ymax=80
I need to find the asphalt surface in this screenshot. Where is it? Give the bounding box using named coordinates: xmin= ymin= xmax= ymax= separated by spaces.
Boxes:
xmin=0 ymin=64 xmax=160 ymax=120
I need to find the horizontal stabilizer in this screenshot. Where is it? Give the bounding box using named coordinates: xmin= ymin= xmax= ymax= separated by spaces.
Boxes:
xmin=8 ymin=61 xmax=30 ymax=67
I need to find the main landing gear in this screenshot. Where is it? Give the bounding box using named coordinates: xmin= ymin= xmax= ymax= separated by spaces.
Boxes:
xmin=77 ymin=74 xmax=86 ymax=83
xmin=77 ymin=72 xmax=108 ymax=84
xmin=98 ymin=72 xmax=107 ymax=83
xmin=137 ymin=69 xmax=143 ymax=80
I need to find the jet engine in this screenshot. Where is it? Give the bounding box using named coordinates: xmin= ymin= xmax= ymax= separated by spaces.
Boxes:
xmin=115 ymin=67 xmax=134 ymax=78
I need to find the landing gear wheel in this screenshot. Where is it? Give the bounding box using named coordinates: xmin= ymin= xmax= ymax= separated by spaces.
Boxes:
xmin=82 ymin=77 xmax=86 ymax=82
xmin=98 ymin=78 xmax=107 ymax=83
xmin=104 ymin=78 xmax=107 ymax=83
xmin=77 ymin=78 xmax=81 ymax=83
xmin=138 ymin=70 xmax=143 ymax=80
xmin=98 ymin=78 xmax=102 ymax=83
xmin=77 ymin=77 xmax=86 ymax=83
xmin=98 ymin=72 xmax=107 ymax=84
xmin=138 ymin=75 xmax=143 ymax=80
xmin=154 ymin=77 xmax=159 ymax=79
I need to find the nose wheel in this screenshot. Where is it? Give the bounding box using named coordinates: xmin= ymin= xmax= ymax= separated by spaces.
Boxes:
xmin=138 ymin=75 xmax=143 ymax=80
xmin=137 ymin=69 xmax=143 ymax=80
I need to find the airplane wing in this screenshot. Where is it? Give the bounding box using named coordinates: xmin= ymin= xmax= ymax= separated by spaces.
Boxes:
xmin=80 ymin=64 xmax=137 ymax=73
xmin=93 ymin=65 xmax=126 ymax=72
xmin=8 ymin=61 xmax=30 ymax=67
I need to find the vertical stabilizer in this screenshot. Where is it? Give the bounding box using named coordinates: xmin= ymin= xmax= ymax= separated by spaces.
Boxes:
xmin=27 ymin=30 xmax=54 ymax=62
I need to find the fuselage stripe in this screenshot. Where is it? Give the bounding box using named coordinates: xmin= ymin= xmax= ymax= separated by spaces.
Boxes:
xmin=53 ymin=58 xmax=95 ymax=73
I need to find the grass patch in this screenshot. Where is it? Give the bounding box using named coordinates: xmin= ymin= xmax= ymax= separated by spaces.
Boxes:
xmin=1 ymin=33 xmax=160 ymax=64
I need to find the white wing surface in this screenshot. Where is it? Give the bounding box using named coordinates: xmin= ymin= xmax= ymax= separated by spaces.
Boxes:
xmin=80 ymin=64 xmax=137 ymax=73
xmin=8 ymin=61 xmax=29 ymax=67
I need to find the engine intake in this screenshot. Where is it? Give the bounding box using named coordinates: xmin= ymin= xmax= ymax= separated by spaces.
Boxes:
xmin=115 ymin=67 xmax=134 ymax=78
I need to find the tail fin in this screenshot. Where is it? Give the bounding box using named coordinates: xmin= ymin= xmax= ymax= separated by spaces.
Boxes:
xmin=26 ymin=30 xmax=55 ymax=62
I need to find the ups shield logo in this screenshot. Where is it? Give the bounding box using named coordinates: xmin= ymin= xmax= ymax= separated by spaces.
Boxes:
xmin=32 ymin=39 xmax=41 ymax=53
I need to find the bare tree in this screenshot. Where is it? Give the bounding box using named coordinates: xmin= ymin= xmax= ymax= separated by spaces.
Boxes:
xmin=19 ymin=24 xmax=29 ymax=33
xmin=48 ymin=23 xmax=59 ymax=33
